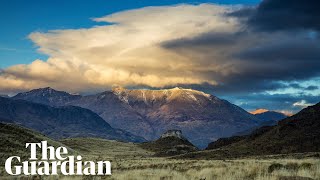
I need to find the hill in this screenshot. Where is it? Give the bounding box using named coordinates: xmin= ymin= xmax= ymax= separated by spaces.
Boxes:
xmin=0 ymin=122 xmax=71 ymax=166
xmin=140 ymin=130 xmax=198 ymax=156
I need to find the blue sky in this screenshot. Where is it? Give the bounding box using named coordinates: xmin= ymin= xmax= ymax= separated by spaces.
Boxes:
xmin=0 ymin=0 xmax=319 ymax=113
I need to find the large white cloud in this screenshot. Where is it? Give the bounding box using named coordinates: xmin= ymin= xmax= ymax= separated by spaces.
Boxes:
xmin=2 ymin=3 xmax=320 ymax=99
xmin=0 ymin=4 xmax=241 ymax=94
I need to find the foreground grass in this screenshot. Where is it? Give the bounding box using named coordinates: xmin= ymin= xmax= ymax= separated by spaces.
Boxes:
xmin=3 ymin=158 xmax=318 ymax=180
xmin=1 ymin=137 xmax=320 ymax=179
xmin=108 ymin=158 xmax=320 ymax=180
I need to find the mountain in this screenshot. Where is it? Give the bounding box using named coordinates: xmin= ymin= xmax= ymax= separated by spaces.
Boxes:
xmin=234 ymin=109 xmax=288 ymax=136
xmin=13 ymin=87 xmax=80 ymax=106
xmin=251 ymin=109 xmax=288 ymax=123
xmin=13 ymin=87 xmax=259 ymax=148
xmin=202 ymin=102 xmax=320 ymax=158
xmin=0 ymin=97 xmax=144 ymax=142
xmin=250 ymin=109 xmax=269 ymax=115
xmin=14 ymin=87 xmax=154 ymax=139
xmin=140 ymin=130 xmax=198 ymax=156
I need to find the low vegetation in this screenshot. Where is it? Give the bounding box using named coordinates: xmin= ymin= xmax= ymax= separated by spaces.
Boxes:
xmin=108 ymin=158 xmax=320 ymax=180
xmin=4 ymin=158 xmax=318 ymax=180
xmin=1 ymin=125 xmax=320 ymax=180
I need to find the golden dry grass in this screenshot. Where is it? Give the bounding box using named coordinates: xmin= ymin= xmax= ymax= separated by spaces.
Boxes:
xmin=1 ymin=138 xmax=320 ymax=180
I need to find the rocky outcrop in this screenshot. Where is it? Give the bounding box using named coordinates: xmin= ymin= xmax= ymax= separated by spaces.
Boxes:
xmin=160 ymin=130 xmax=186 ymax=140
xmin=140 ymin=130 xmax=198 ymax=156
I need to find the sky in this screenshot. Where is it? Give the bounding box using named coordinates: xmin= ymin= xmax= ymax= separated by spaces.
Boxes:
xmin=0 ymin=0 xmax=319 ymax=114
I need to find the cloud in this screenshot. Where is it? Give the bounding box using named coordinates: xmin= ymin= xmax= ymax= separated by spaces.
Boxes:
xmin=305 ymin=86 xmax=319 ymax=91
xmin=0 ymin=3 xmax=319 ymax=113
xmin=0 ymin=4 xmax=239 ymax=93
xmin=161 ymin=28 xmax=320 ymax=94
xmin=248 ymin=0 xmax=320 ymax=31
xmin=293 ymin=100 xmax=314 ymax=108
xmin=223 ymin=92 xmax=319 ymax=114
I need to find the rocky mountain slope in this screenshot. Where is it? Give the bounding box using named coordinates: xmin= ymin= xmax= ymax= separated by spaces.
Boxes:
xmin=13 ymin=87 xmax=259 ymax=148
xmin=193 ymin=102 xmax=320 ymax=158
xmin=140 ymin=130 xmax=198 ymax=156
xmin=0 ymin=97 xmax=145 ymax=142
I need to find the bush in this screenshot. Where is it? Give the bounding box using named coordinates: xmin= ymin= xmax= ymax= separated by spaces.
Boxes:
xmin=299 ymin=162 xmax=313 ymax=169
xmin=268 ymin=163 xmax=284 ymax=173
xmin=284 ymin=163 xmax=299 ymax=171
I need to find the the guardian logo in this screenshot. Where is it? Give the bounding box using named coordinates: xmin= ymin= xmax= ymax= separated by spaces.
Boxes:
xmin=5 ymin=141 xmax=111 ymax=176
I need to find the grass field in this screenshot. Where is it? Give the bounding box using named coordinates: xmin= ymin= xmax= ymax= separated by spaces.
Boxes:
xmin=108 ymin=158 xmax=320 ymax=180
xmin=1 ymin=137 xmax=320 ymax=180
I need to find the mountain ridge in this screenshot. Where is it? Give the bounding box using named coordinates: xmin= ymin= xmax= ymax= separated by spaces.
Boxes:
xmin=13 ymin=87 xmax=260 ymax=148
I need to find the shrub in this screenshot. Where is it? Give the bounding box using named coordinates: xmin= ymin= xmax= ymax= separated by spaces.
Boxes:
xmin=299 ymin=162 xmax=313 ymax=169
xmin=285 ymin=163 xmax=299 ymax=171
xmin=268 ymin=163 xmax=284 ymax=173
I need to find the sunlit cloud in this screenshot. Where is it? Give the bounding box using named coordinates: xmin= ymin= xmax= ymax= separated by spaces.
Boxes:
xmin=293 ymin=100 xmax=313 ymax=108
xmin=0 ymin=4 xmax=239 ymax=93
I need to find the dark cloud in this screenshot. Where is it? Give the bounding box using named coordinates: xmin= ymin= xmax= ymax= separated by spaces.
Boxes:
xmin=305 ymin=85 xmax=319 ymax=91
xmin=162 ymin=32 xmax=241 ymax=48
xmin=161 ymin=29 xmax=320 ymax=95
xmin=289 ymin=83 xmax=303 ymax=89
xmin=234 ymin=35 xmax=320 ymax=82
xmin=248 ymin=0 xmax=320 ymax=31
xmin=227 ymin=7 xmax=255 ymax=18
xmin=236 ymin=37 xmax=320 ymax=62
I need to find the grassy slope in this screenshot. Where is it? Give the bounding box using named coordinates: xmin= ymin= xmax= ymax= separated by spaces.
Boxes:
xmin=0 ymin=122 xmax=75 ymax=177
xmin=60 ymin=137 xmax=154 ymax=160
xmin=0 ymin=123 xmax=72 ymax=163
